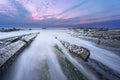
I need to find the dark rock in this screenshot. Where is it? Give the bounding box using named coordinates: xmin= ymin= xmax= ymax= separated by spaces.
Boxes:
xmin=68 ymin=28 xmax=120 ymax=48
xmin=60 ymin=41 xmax=90 ymax=61
xmin=54 ymin=45 xmax=87 ymax=80
xmin=0 ymin=33 xmax=38 ymax=73
xmin=0 ymin=40 xmax=26 ymax=67
xmin=21 ymin=33 xmax=37 ymax=43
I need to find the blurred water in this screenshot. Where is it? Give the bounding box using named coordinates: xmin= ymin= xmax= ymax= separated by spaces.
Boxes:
xmin=2 ymin=30 xmax=66 ymax=80
xmin=53 ymin=31 xmax=120 ymax=74
xmin=1 ymin=29 xmax=120 ymax=80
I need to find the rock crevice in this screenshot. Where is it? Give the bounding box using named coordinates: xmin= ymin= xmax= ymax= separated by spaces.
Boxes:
xmin=0 ymin=33 xmax=39 ymax=74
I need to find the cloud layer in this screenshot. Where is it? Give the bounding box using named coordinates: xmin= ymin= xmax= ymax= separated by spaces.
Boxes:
xmin=0 ymin=0 xmax=120 ymax=27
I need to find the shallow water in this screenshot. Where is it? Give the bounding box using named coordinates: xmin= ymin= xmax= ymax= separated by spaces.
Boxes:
xmin=1 ymin=29 xmax=120 ymax=80
xmin=2 ymin=30 xmax=66 ymax=80
xmin=53 ymin=32 xmax=120 ymax=74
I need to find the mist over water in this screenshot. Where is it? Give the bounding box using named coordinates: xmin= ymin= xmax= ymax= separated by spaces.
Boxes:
xmin=1 ymin=29 xmax=120 ymax=80
xmin=54 ymin=32 xmax=120 ymax=74
xmin=2 ymin=30 xmax=67 ymax=80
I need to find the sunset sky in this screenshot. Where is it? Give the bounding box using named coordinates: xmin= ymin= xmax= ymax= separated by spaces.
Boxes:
xmin=0 ymin=0 xmax=120 ymax=27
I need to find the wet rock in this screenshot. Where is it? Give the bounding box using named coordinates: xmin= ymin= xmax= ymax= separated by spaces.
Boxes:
xmin=68 ymin=28 xmax=120 ymax=48
xmin=54 ymin=45 xmax=87 ymax=80
xmin=0 ymin=33 xmax=38 ymax=71
xmin=21 ymin=33 xmax=37 ymax=43
xmin=0 ymin=40 xmax=26 ymax=67
xmin=0 ymin=37 xmax=20 ymax=49
xmin=60 ymin=41 xmax=90 ymax=61
xmin=88 ymin=59 xmax=120 ymax=80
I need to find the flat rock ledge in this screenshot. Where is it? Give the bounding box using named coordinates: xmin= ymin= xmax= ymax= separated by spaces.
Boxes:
xmin=60 ymin=40 xmax=90 ymax=61
xmin=0 ymin=32 xmax=39 ymax=73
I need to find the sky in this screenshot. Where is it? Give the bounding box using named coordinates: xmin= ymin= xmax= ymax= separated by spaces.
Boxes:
xmin=0 ymin=0 xmax=120 ymax=27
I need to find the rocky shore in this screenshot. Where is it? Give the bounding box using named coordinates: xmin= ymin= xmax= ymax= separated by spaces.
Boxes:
xmin=56 ymin=40 xmax=120 ymax=80
xmin=54 ymin=44 xmax=87 ymax=80
xmin=0 ymin=32 xmax=39 ymax=75
xmin=0 ymin=28 xmax=21 ymax=32
xmin=60 ymin=40 xmax=90 ymax=61
xmin=68 ymin=28 xmax=120 ymax=55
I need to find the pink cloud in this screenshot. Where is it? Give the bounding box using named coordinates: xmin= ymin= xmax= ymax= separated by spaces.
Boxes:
xmin=0 ymin=0 xmax=18 ymax=17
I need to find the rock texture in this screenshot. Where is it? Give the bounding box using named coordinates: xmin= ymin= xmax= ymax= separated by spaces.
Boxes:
xmin=0 ymin=37 xmax=20 ymax=49
xmin=21 ymin=33 xmax=38 ymax=43
xmin=0 ymin=40 xmax=26 ymax=66
xmin=0 ymin=33 xmax=39 ymax=73
xmin=54 ymin=45 xmax=87 ymax=80
xmin=68 ymin=28 xmax=120 ymax=48
xmin=60 ymin=41 xmax=90 ymax=61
